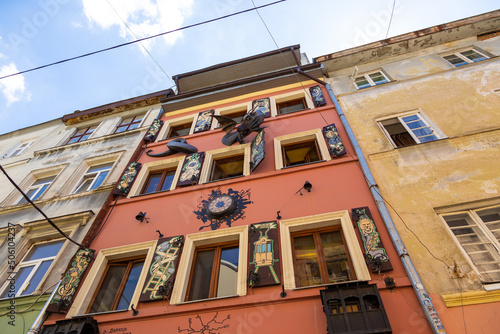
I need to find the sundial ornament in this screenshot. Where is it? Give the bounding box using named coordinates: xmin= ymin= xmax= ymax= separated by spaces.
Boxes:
xmin=194 ymin=188 xmax=252 ymax=230
xmin=214 ymin=107 xmax=265 ymax=146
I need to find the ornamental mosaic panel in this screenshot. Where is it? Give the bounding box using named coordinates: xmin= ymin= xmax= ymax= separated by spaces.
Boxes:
xmin=193 ymin=110 xmax=214 ymax=133
xmin=252 ymin=97 xmax=271 ymax=118
xmin=144 ymin=119 xmax=164 ymax=142
xmin=250 ymin=129 xmax=265 ymax=171
xmin=309 ymin=85 xmax=326 ymax=107
xmin=248 ymin=221 xmax=281 ymax=287
xmin=322 ymin=123 xmax=346 ymax=157
xmin=177 ymin=152 xmax=205 ymax=187
xmin=113 ymin=162 xmax=142 ymax=195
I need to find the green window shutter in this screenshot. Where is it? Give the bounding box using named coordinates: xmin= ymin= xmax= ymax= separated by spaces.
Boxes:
xmin=177 ymin=152 xmax=205 ymax=187
xmin=113 ymin=162 xmax=142 ymax=195
xmin=252 ymin=98 xmax=271 ymax=118
xmin=248 ymin=221 xmax=281 ymax=287
xmin=193 ymin=110 xmax=214 ymax=133
xmin=309 ymin=85 xmax=327 ymax=107
xmin=322 ymin=123 xmax=346 ymax=157
xmin=140 ymin=236 xmax=184 ymax=302
xmin=46 ymin=249 xmax=95 ymax=313
xmin=351 ymin=207 xmax=393 ymax=272
xmin=250 ymin=129 xmax=265 ymax=172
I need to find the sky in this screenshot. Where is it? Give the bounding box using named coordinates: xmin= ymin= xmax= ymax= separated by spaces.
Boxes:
xmin=0 ymin=0 xmax=498 ymax=135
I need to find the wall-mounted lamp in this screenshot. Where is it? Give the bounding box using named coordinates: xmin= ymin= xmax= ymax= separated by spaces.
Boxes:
xmin=131 ymin=304 xmax=139 ymax=316
xmin=276 ymin=211 xmax=282 ymax=220
xmin=156 ymin=230 xmax=164 ymax=238
xmin=135 ymin=211 xmax=149 ymax=223
xmin=298 ymin=181 xmax=312 ymax=195
xmin=280 ymin=284 xmax=287 ymax=298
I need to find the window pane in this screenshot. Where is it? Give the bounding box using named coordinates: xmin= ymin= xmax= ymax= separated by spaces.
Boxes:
xmin=368 ymin=72 xmax=388 ymax=85
xmin=1 ymin=266 xmax=34 ymax=298
xmin=31 ymin=184 xmax=49 ymax=201
xmin=477 ymin=208 xmax=500 ymax=241
xmin=188 ymin=250 xmax=215 ymax=301
xmin=21 ymin=260 xmax=53 ymax=296
xmin=160 ymin=170 xmax=176 ymax=192
xmin=90 ymin=265 xmax=127 ymax=313
xmin=143 ymin=174 xmax=162 ymax=194
xmin=321 ymin=231 xmax=352 ymax=283
xmin=461 ymin=50 xmax=487 ymax=62
xmin=18 ymin=189 xmax=37 ymax=203
xmin=284 ymin=141 xmax=320 ymax=166
xmin=217 ymin=247 xmax=239 ymax=297
xmin=293 ymin=235 xmax=321 ymax=287
xmin=443 ymin=54 xmax=468 ymax=66
xmin=277 ymin=98 xmax=306 ymax=115
xmin=116 ymin=262 xmax=144 ymax=310
xmin=91 ymin=170 xmax=109 ymax=190
xmin=74 ymin=177 xmax=93 ymax=193
xmin=32 ymin=176 xmax=55 ymax=185
xmin=25 ymin=240 xmax=64 ymax=261
xmin=355 ymin=77 xmax=371 ymax=89
xmin=88 ymin=163 xmax=113 ymax=173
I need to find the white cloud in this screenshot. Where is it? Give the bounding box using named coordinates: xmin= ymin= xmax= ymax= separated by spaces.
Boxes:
xmin=81 ymin=0 xmax=193 ymax=50
xmin=0 ymin=62 xmax=31 ymax=106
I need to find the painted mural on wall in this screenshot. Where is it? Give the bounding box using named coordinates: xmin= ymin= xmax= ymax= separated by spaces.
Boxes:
xmin=309 ymin=85 xmax=327 ymax=107
xmin=322 ymin=123 xmax=346 ymax=157
xmin=46 ymin=248 xmax=94 ymax=313
xmin=140 ymin=236 xmax=183 ymax=302
xmin=177 ymin=152 xmax=205 ymax=186
xmin=113 ymin=162 xmax=142 ymax=195
xmin=194 ymin=188 xmax=252 ymax=231
xmin=178 ymin=312 xmax=230 ymax=334
xmin=248 ymin=221 xmax=280 ymax=287
xmin=252 ymin=97 xmax=271 ymax=117
xmin=351 ymin=207 xmax=392 ymax=272
xmin=144 ymin=119 xmax=163 ymax=142
xmin=250 ymin=129 xmax=265 ymax=171
xmin=193 ymin=110 xmax=214 ymax=133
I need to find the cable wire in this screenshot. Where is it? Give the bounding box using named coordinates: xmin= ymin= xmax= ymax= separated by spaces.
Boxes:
xmin=0 ymin=0 xmax=286 ymax=81
xmin=385 ymin=0 xmax=397 ymax=38
xmin=0 ymin=164 xmax=84 ymax=248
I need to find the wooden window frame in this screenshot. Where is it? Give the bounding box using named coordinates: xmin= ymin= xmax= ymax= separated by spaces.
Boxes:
xmin=66 ymin=126 xmax=97 ymax=144
xmin=276 ymin=97 xmax=307 ymax=115
xmin=291 ymin=227 xmax=356 ymax=287
xmin=141 ymin=168 xmax=177 ymax=194
xmin=87 ymin=256 xmax=145 ymax=313
xmin=114 ymin=115 xmax=144 ymax=133
xmin=282 ymin=140 xmax=321 ymax=167
xmin=200 ymin=144 xmax=250 ymax=184
xmin=185 ymin=242 xmax=239 ymax=301
xmin=210 ymin=154 xmax=245 ymax=182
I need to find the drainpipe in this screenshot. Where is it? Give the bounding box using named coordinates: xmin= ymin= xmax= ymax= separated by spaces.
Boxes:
xmin=324 ymin=83 xmax=446 ymax=334
xmin=27 ymin=280 xmax=62 ymax=334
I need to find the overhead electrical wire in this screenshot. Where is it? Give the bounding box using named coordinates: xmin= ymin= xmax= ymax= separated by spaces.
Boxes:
xmin=0 ymin=0 xmax=286 ymax=81
xmin=385 ymin=0 xmax=396 ymax=38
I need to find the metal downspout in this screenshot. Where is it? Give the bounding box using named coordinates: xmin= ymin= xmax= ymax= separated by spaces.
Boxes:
xmin=324 ymin=83 xmax=446 ymax=334
xmin=27 ymin=280 xmax=62 ymax=334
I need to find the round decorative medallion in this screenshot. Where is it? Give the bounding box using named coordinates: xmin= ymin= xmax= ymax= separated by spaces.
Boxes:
xmin=207 ymin=194 xmax=236 ymax=219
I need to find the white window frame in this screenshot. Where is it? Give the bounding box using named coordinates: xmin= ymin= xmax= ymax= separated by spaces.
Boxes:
xmin=377 ymin=110 xmax=444 ymax=148
xmin=2 ymin=141 xmax=35 ymax=159
xmin=157 ymin=114 xmax=197 ymax=141
xmin=270 ymin=90 xmax=313 ymax=117
xmin=71 ymin=162 xmax=114 ymax=194
xmin=67 ymin=240 xmax=157 ymax=317
xmin=0 ymin=239 xmax=65 ymax=298
xmin=199 ymin=144 xmax=251 ymax=184
xmin=273 ymin=129 xmax=331 ymax=170
xmin=441 ymin=48 xmax=489 ymax=67
xmin=16 ymin=175 xmax=56 ymax=204
xmin=170 ymin=226 xmax=248 ymax=305
xmin=440 ymin=205 xmax=500 ymax=283
xmin=127 ymin=156 xmax=185 ymax=197
xmin=354 ymin=70 xmax=391 ymax=89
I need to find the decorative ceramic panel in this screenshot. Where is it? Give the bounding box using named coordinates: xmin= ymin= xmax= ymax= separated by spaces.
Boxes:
xmin=322 ymin=123 xmax=346 ymax=157
xmin=177 ymin=152 xmax=205 ymax=186
xmin=252 ymin=98 xmax=271 ymax=118
xmin=46 ymin=249 xmax=95 ymax=313
xmin=193 ymin=110 xmax=214 ymax=133
xmin=144 ymin=119 xmax=163 ymax=142
xmin=113 ymin=162 xmax=142 ymax=195
xmin=309 ymin=85 xmax=327 ymax=107
xmin=250 ymin=129 xmax=265 ymax=171
xmin=351 ymin=207 xmax=393 ymax=272
xmin=248 ymin=221 xmax=281 ymax=287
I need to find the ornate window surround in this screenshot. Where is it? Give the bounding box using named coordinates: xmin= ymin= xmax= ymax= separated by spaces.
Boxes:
xmin=156 ymin=114 xmax=197 ymax=141
xmin=280 ymin=211 xmax=371 ymax=291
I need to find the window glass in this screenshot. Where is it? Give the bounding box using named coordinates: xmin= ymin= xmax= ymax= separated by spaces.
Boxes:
xmin=73 ymin=162 xmax=113 ymax=194
xmin=283 ymin=141 xmax=320 ymax=167
xmin=25 ymin=240 xmax=64 ymax=261
xmin=443 ymin=54 xmax=467 ymax=66
xmin=188 ymin=250 xmax=215 ymax=301
xmin=22 ymin=261 xmax=52 ymax=296
xmin=355 ymin=71 xmax=389 ymax=89
xmin=17 ymin=175 xmax=56 ymax=204
xmin=1 ymin=266 xmax=34 ymax=298
xmin=142 ymin=169 xmax=177 ymax=194
xmin=116 ymin=262 xmax=144 ymax=310
xmin=90 ymin=265 xmax=127 ymax=313
xmin=277 ymin=98 xmax=307 ymax=115
xmin=168 ymin=122 xmax=192 ymax=138
xmin=211 ymin=155 xmax=244 ymax=181
xmin=294 ymin=235 xmax=322 ymax=287
xmin=217 ymin=246 xmax=239 ymax=298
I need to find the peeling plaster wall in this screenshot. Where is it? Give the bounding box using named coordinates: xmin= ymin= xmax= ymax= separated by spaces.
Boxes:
xmin=326 ymin=35 xmax=500 ymax=296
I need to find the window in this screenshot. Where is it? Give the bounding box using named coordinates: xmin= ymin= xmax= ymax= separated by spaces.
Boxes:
xmin=1 ymin=240 xmax=64 ymax=298
xmin=200 ymin=144 xmax=250 ymax=184
xmin=2 ymin=141 xmax=35 ymax=159
xmin=141 ymin=169 xmax=176 ymax=194
xmin=88 ymin=257 xmax=145 ymax=313
xmin=215 ymin=109 xmax=247 ymax=128
xmin=170 ymin=226 xmax=248 ymax=305
xmin=292 ymin=228 xmax=354 ymax=287
xmin=211 ymin=155 xmax=245 ymax=181
xmin=167 ymin=122 xmax=192 ymax=138
xmin=442 ymin=49 xmax=489 ymax=67
xmin=441 ymin=206 xmax=500 ymax=283
xmin=274 ymin=129 xmax=331 ymax=170
xmin=277 ymin=97 xmax=307 ymax=115
xmin=378 ymin=112 xmax=442 ymax=148
xmin=72 ymin=162 xmax=113 ymax=194
xmin=16 ymin=175 xmax=56 ymax=204
xmin=271 ymin=91 xmax=312 ymax=117
xmin=67 ymin=126 xmax=97 ymax=144
xmin=354 ymin=71 xmax=390 ymax=89
xmin=186 ymin=243 xmax=239 ymax=301
xmin=280 ymin=211 xmax=371 ymax=291
xmin=282 ymin=140 xmax=321 ymax=167
xmin=115 ymin=115 xmax=144 ymax=133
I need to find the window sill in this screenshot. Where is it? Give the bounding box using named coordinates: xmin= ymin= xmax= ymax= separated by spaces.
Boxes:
xmin=203 ymin=175 xmax=245 ymax=184
xmin=281 ymin=160 xmax=326 ymax=170
xmin=175 ymin=294 xmax=239 ymax=306
xmin=290 ymin=280 xmax=368 ymax=291
xmin=71 ymin=309 xmax=128 ymax=318
xmin=277 ymin=108 xmax=310 ymax=116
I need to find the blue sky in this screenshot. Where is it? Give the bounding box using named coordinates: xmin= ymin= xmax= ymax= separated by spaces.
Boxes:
xmin=0 ymin=0 xmax=498 ymax=135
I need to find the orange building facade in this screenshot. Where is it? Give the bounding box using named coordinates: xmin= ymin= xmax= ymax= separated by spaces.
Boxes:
xmin=41 ymin=46 xmax=438 ymax=334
